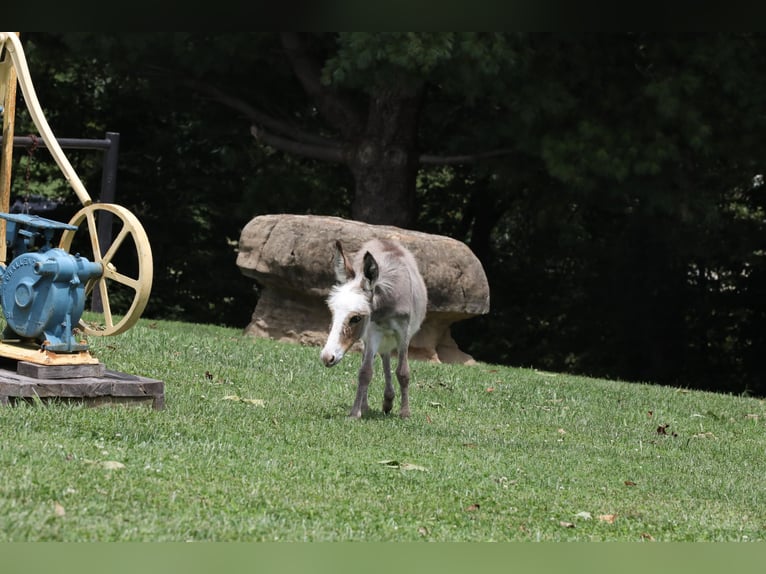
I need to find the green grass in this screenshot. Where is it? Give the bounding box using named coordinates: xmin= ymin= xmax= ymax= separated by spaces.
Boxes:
xmin=1 ymin=316 xmax=765 ymax=541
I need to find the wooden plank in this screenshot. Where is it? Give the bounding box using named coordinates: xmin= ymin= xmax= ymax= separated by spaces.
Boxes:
xmin=17 ymin=361 xmax=106 ymax=379
xmin=0 ymin=366 xmax=165 ymax=410
xmin=0 ymin=32 xmax=20 ymax=264
xmin=0 ymin=341 xmax=100 ymax=365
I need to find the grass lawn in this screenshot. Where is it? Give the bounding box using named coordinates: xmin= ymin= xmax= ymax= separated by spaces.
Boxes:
xmin=0 ymin=316 xmax=764 ymax=542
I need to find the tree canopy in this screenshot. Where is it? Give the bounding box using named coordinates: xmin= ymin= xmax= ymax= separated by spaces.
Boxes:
xmin=10 ymin=32 xmax=766 ymax=395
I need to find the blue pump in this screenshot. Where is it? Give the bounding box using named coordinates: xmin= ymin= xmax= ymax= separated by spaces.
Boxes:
xmin=0 ymin=212 xmax=102 ymax=352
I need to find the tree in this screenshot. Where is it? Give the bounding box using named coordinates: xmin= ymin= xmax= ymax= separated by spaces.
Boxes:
xmin=197 ymin=32 xmax=519 ymax=228
xmin=454 ymin=34 xmax=766 ymax=394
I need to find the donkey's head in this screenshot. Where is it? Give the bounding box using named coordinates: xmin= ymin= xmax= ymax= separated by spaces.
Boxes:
xmin=320 ymin=240 xmax=379 ymax=367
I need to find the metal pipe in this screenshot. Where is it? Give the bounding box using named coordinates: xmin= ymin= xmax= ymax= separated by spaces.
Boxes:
xmin=2 ymin=135 xmax=112 ymax=150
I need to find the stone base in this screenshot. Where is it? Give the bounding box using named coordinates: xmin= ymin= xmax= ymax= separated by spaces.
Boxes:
xmin=236 ymin=214 xmax=490 ymax=365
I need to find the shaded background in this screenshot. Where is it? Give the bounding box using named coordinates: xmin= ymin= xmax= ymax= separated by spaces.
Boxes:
xmin=7 ymin=33 xmax=766 ymax=395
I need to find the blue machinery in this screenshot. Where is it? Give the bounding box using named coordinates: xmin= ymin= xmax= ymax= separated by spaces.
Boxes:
xmin=0 ymin=213 xmax=101 ymax=353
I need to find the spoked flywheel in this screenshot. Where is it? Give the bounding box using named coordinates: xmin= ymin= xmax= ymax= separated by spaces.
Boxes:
xmin=59 ymin=203 xmax=153 ymax=336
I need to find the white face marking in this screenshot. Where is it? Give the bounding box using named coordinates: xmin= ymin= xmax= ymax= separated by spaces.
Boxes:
xmin=320 ymin=282 xmax=370 ymax=367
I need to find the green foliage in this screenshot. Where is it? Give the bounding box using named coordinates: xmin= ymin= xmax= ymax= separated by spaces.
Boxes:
xmin=322 ymin=32 xmax=517 ymax=99
xmin=9 ymin=154 xmax=70 ymax=200
xmin=1 ymin=317 xmax=765 ymax=541
xmin=422 ymin=34 xmax=766 ymax=396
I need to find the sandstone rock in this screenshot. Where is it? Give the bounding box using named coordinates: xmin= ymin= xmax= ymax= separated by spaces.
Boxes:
xmin=236 ymin=214 xmax=490 ymax=364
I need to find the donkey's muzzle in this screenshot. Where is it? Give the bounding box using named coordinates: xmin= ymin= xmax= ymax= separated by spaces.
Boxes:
xmin=321 ymin=348 xmax=343 ymax=367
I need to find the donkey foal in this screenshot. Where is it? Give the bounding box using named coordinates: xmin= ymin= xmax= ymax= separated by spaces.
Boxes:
xmin=321 ymin=239 xmax=428 ymax=419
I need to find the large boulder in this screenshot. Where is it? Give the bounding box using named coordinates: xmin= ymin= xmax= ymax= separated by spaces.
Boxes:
xmin=236 ymin=214 xmax=490 ymax=364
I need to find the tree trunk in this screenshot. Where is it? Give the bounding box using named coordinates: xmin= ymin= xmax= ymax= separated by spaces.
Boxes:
xmin=348 ymin=87 xmax=423 ymax=229
xmin=349 ymin=139 xmax=418 ymax=228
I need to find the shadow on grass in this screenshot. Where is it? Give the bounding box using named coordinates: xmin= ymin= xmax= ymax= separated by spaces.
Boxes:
xmin=321 ymin=405 xmax=404 ymax=421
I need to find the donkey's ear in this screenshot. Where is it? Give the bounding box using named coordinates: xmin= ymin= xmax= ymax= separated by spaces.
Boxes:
xmin=333 ymin=240 xmax=355 ymax=283
xmin=363 ymin=251 xmax=379 ymax=286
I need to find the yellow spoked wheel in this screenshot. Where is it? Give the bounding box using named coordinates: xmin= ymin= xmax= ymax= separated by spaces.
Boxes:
xmin=59 ymin=203 xmax=153 ymax=336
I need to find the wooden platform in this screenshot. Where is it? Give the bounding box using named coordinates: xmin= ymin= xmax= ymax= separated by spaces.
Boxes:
xmin=0 ymin=360 xmax=165 ymax=410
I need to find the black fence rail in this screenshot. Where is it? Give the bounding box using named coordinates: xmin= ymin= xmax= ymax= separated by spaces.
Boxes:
xmin=0 ymin=131 xmax=120 ymax=312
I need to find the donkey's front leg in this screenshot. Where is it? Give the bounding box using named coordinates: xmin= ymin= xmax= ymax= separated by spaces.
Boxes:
xmin=381 ymin=353 xmax=395 ymax=414
xmin=395 ymin=346 xmax=411 ymax=419
xmin=350 ymin=348 xmax=375 ymax=419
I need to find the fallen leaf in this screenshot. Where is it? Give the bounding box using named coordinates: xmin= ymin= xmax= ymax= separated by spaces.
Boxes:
xmin=496 ymin=476 xmax=516 ymax=488
xmin=222 ymin=395 xmax=265 ymax=406
xmin=378 ymin=460 xmax=427 ymax=472
xmin=575 ymin=511 xmax=592 ymax=520
xmin=624 ymin=480 xmax=637 ymax=487
xmin=557 ymin=428 xmax=567 ymax=435
xmin=101 ymin=460 xmax=125 ymax=470
xmin=54 ymin=502 xmax=66 ymax=517
xmin=426 ymin=414 xmax=433 ymax=424
xmin=598 ymin=514 xmax=617 ymax=524
xmin=400 ymin=462 xmax=428 ymax=471
xmin=641 ymin=532 xmax=656 ymax=541
xmin=418 ymin=526 xmax=429 ymax=536
xmin=242 ymin=398 xmax=265 ymax=406
xmin=466 ymin=503 xmax=480 ymax=512
xmin=486 ymin=387 xmax=495 ymax=393
xmin=559 ymin=521 xmax=575 ymax=528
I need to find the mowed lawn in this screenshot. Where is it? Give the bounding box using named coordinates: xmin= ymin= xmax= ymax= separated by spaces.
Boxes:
xmin=1 ymin=317 xmax=764 ymax=541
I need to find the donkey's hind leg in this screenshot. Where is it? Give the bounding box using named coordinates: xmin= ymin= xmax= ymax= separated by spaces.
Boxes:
xmin=381 ymin=353 xmax=395 ymax=414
